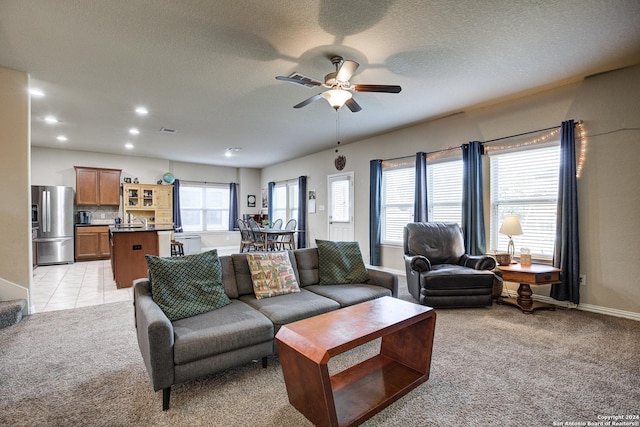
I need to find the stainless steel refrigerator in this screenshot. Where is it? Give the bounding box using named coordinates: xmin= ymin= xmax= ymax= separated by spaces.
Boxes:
xmin=32 ymin=186 xmax=75 ymax=265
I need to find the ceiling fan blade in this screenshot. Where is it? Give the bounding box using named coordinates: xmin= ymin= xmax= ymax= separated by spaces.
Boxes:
xmin=336 ymin=60 xmax=359 ymax=82
xmin=276 ymin=75 xmax=322 ymax=87
xmin=353 ymin=84 xmax=402 ymax=93
xmin=293 ymin=94 xmax=323 ymax=109
xmin=345 ymin=98 xmax=362 ymax=112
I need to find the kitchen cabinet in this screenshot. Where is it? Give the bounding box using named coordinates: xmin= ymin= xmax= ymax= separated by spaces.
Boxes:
xmin=75 ymin=225 xmax=110 ymax=261
xmin=75 ymin=166 xmax=122 ymax=206
xmin=122 ymin=183 xmax=173 ymax=226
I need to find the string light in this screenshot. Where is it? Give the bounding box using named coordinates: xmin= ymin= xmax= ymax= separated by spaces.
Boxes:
xmin=484 ymin=128 xmax=561 ymax=153
xmin=576 ymin=121 xmax=587 ymax=178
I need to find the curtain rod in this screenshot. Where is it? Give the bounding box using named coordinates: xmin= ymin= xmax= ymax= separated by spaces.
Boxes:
xmin=380 ymin=120 xmax=581 ymax=162
xmin=382 ymin=146 xmax=460 ymax=163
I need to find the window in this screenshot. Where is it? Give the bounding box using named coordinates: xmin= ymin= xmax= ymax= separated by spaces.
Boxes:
xmin=428 ymin=158 xmax=462 ymax=225
xmin=489 ymin=144 xmax=560 ymax=259
xmin=272 ymin=181 xmax=298 ymax=223
xmin=179 ymin=183 xmax=230 ymax=232
xmin=381 ymin=163 xmax=415 ymax=244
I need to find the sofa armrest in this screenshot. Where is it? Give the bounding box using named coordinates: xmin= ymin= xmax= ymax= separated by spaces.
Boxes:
xmin=366 ymin=267 xmax=399 ymax=298
xmin=459 ymin=254 xmax=497 ymax=271
xmin=133 ymin=279 xmax=175 ymax=391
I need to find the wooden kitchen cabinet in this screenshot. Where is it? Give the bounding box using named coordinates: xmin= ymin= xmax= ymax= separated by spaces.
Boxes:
xmin=75 ymin=166 xmax=122 ymax=206
xmin=75 ymin=226 xmax=110 ymax=261
xmin=122 ymin=183 xmax=173 ymax=226
xmin=110 ymin=229 xmax=159 ymax=288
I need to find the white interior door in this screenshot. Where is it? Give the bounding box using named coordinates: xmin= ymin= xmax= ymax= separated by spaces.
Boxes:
xmin=328 ymin=172 xmax=354 ymax=241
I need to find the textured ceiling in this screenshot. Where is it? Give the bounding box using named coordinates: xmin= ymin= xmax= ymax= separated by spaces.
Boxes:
xmin=2 ymin=0 xmax=640 ymax=168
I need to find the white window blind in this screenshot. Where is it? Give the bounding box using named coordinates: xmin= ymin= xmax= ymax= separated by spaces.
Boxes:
xmin=180 ymin=183 xmax=230 ymax=232
xmin=330 ymin=178 xmax=350 ymax=222
xmin=272 ymin=181 xmax=299 ymax=223
xmin=381 ymin=165 xmax=415 ymax=244
xmin=428 ymin=159 xmax=462 ymax=225
xmin=490 ymin=145 xmax=559 ymax=258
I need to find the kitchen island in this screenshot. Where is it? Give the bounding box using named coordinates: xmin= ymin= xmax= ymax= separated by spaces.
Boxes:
xmin=110 ymin=225 xmax=174 ymax=289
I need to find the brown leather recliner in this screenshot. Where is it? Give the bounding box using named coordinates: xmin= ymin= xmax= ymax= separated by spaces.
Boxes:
xmin=403 ymin=222 xmax=499 ymax=308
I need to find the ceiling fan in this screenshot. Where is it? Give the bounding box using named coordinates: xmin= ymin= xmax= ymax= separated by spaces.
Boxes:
xmin=275 ymin=55 xmax=401 ymax=112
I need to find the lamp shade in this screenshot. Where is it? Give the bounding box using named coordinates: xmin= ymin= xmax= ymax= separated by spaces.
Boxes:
xmin=322 ymin=89 xmax=352 ymax=109
xmin=499 ymin=215 xmax=522 ymax=236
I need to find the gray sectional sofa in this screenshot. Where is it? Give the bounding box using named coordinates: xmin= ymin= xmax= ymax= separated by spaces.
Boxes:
xmin=133 ymin=247 xmax=399 ymax=410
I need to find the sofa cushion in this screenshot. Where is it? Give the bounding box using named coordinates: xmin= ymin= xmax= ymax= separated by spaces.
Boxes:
xmin=316 ymin=240 xmax=369 ymax=285
xmin=293 ymin=247 xmax=320 ymax=286
xmin=305 ymin=284 xmax=392 ymax=308
xmin=246 ymin=252 xmax=300 ymax=299
xmin=146 ymin=250 xmax=231 ymax=321
xmin=239 ymin=289 xmax=339 ymax=330
xmin=172 ymin=300 xmax=274 ymax=365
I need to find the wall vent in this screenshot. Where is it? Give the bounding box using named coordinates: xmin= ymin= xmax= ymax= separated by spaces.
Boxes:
xmin=160 ymin=127 xmax=176 ymax=134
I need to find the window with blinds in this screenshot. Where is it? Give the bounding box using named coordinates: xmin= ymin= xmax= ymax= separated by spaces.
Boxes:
xmin=428 ymin=159 xmax=462 ymax=225
xmin=272 ymin=181 xmax=298 ymax=222
xmin=381 ymin=165 xmax=415 ymax=244
xmin=180 ymin=183 xmax=230 ymax=231
xmin=489 ymin=144 xmax=560 ymax=259
xmin=330 ymin=178 xmax=350 ymax=222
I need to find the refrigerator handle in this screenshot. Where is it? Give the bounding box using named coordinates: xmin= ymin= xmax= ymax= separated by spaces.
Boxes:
xmin=44 ymin=190 xmax=50 ymax=233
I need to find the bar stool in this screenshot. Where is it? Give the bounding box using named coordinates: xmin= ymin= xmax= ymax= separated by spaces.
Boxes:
xmin=171 ymin=241 xmax=184 ymax=257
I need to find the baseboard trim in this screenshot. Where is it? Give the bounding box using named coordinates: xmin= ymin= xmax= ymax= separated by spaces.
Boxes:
xmin=502 ymin=289 xmax=640 ymax=321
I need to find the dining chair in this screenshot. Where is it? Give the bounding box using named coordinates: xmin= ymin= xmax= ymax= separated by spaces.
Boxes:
xmin=237 ymin=219 xmax=254 ymax=252
xmin=267 ymin=218 xmax=283 ymax=250
xmin=279 ymin=219 xmax=297 ymax=250
xmin=248 ymin=220 xmax=267 ymax=251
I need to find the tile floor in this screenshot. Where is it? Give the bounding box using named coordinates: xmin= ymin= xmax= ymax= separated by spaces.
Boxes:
xmin=30 ymin=247 xmax=238 ymax=313
xmin=31 ymin=260 xmax=131 ymax=313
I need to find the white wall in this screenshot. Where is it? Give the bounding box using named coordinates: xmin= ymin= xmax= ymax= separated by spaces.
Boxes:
xmin=0 ymin=66 xmax=31 ymax=307
xmin=262 ymin=65 xmax=640 ymax=316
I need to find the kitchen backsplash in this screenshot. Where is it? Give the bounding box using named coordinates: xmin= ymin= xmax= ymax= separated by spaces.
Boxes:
xmin=75 ymin=206 xmax=120 ymax=225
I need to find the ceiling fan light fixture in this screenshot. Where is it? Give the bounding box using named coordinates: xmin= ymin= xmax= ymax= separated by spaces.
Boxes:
xmin=322 ymin=89 xmax=352 ymax=110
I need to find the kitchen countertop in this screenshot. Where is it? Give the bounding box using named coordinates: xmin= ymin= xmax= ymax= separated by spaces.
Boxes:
xmin=109 ymin=224 xmax=175 ymax=233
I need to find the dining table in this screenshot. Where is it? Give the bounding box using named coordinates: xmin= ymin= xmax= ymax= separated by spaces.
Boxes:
xmin=259 ymin=227 xmax=297 ymax=250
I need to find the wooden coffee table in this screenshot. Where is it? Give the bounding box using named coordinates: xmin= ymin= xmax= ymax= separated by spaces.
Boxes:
xmin=275 ymin=296 xmax=436 ymax=427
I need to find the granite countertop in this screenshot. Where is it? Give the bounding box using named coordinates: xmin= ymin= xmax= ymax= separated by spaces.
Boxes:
xmin=109 ymin=224 xmax=175 ymax=233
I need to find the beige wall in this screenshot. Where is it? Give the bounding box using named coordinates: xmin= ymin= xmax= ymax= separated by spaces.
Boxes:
xmin=262 ymin=65 xmax=640 ymax=316
xmin=0 ymin=66 xmax=31 ymax=306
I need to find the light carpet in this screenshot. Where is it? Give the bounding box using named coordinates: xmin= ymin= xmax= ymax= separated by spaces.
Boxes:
xmin=1 ymin=287 xmax=638 ymax=426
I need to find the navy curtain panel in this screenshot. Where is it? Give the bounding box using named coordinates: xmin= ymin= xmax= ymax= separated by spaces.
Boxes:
xmin=414 ymin=152 xmax=428 ymax=222
xmin=461 ymin=141 xmax=487 ymax=255
xmin=267 ymin=181 xmax=275 ymax=221
xmin=228 ymin=183 xmax=238 ymax=231
xmin=172 ymin=179 xmax=183 ymax=232
xmin=297 ymin=176 xmax=307 ymax=248
xmin=369 ymin=159 xmax=383 ymax=266
xmin=551 ymin=120 xmax=580 ymax=304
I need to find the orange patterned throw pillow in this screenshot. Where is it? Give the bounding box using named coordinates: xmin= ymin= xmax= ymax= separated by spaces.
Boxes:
xmin=246 ymin=252 xmax=301 ymax=299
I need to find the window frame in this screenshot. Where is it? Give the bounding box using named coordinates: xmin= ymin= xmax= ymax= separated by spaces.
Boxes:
xmin=179 ymin=182 xmax=230 ymax=232
xmin=381 ymin=160 xmax=415 ymax=245
xmin=488 ymin=142 xmax=560 ymax=260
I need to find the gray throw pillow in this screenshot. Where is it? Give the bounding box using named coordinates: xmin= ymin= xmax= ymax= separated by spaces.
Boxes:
xmin=316 ymin=239 xmax=369 ymax=285
xmin=145 ymin=250 xmax=231 ymax=321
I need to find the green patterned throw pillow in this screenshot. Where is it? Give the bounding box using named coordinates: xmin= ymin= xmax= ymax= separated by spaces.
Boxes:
xmin=146 ymin=250 xmax=231 ymax=321
xmin=246 ymin=252 xmax=300 ymax=299
xmin=316 ymin=240 xmax=369 ymax=285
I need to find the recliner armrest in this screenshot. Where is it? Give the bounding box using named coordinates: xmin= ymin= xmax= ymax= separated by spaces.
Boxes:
xmin=133 ymin=280 xmax=176 ymax=391
xmin=407 ymin=255 xmax=432 ymax=273
xmin=459 ymin=254 xmax=497 ymax=271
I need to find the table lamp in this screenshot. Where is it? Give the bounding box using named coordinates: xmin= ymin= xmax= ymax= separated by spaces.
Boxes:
xmin=499 ymin=215 xmax=522 ymax=261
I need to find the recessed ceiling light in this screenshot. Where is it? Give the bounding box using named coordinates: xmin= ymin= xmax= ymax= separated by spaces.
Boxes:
xmin=44 ymin=115 xmax=58 ymax=124
xmin=30 ymin=88 xmax=45 ymax=97
xmin=125 ymin=142 xmax=134 ymax=150
xmin=135 ymin=106 xmax=148 ymax=116
xmin=129 ymin=128 xmax=140 ymax=135
xmin=56 ymin=135 xmax=68 ymax=142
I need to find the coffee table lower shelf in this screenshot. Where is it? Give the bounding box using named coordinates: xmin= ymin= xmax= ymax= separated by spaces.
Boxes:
xmin=331 ymin=354 xmax=428 ymax=426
